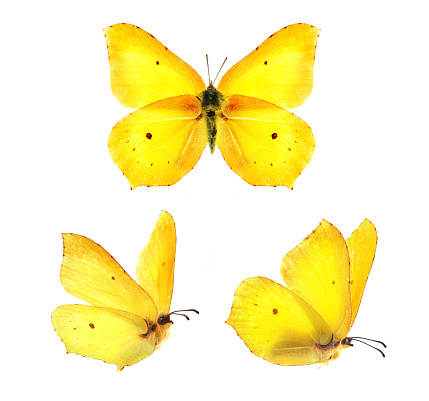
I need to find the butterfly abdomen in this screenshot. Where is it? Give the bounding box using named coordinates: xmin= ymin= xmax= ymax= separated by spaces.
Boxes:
xmin=200 ymin=84 xmax=224 ymax=154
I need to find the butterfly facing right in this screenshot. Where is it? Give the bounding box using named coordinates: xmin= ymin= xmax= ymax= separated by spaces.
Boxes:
xmin=226 ymin=219 xmax=386 ymax=365
xmin=52 ymin=211 xmax=198 ymax=371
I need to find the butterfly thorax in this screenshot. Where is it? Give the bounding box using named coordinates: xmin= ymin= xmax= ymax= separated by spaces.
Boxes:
xmin=200 ymin=83 xmax=225 ymax=154
xmin=142 ymin=316 xmax=171 ymax=350
xmin=315 ymin=335 xmax=348 ymax=364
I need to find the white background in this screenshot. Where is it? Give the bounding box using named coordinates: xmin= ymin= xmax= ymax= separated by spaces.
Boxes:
xmin=2 ymin=0 xmax=427 ymax=399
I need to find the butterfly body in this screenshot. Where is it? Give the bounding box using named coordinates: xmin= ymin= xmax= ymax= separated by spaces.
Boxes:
xmin=104 ymin=23 xmax=320 ymax=187
xmin=200 ymin=83 xmax=224 ymax=153
xmin=141 ymin=315 xmax=171 ymax=350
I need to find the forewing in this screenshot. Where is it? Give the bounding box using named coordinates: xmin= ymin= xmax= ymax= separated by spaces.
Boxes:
xmin=346 ymin=218 xmax=377 ymax=327
xmin=108 ymin=95 xmax=207 ymax=188
xmin=52 ymin=304 xmax=155 ymax=367
xmin=226 ymin=277 xmax=333 ymax=365
xmin=136 ymin=211 xmax=176 ymax=315
xmin=217 ymin=24 xmax=320 ymax=109
xmin=60 ymin=234 xmax=158 ymax=321
xmin=280 ymin=220 xmax=352 ymax=340
xmin=104 ymin=23 xmax=206 ymax=109
xmin=217 ymin=95 xmax=315 ymax=187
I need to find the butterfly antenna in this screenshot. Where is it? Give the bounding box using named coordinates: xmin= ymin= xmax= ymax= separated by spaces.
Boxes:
xmin=344 ymin=336 xmax=386 ymax=357
xmin=350 ymin=336 xmax=387 ymax=348
xmin=169 ymin=309 xmax=200 ymax=320
xmin=206 ymin=54 xmax=212 ymax=84
xmin=213 ymin=57 xmax=227 ymax=86
xmin=158 ymin=309 xmax=199 ymax=325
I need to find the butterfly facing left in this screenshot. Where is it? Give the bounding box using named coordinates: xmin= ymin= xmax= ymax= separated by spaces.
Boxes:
xmin=104 ymin=23 xmax=320 ymax=188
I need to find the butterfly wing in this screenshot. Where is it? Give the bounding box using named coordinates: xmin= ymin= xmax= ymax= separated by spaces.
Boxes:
xmin=346 ymin=218 xmax=377 ymax=327
xmin=108 ymin=95 xmax=207 ymax=188
xmin=217 ymin=24 xmax=320 ymax=109
xmin=59 ymin=233 xmax=158 ymax=320
xmin=217 ymin=95 xmax=314 ymax=187
xmin=104 ymin=23 xmax=206 ymax=109
xmin=52 ymin=304 xmax=156 ymax=368
xmin=280 ymin=220 xmax=352 ymax=341
xmin=53 ymin=234 xmax=164 ymax=369
xmin=226 ymin=276 xmax=333 ymax=365
xmin=136 ymin=211 xmax=176 ymax=315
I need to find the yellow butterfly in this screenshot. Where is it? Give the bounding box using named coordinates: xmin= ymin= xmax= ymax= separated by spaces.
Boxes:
xmin=104 ymin=23 xmax=320 ymax=188
xmin=226 ymin=219 xmax=386 ymax=365
xmin=51 ymin=211 xmax=198 ymax=371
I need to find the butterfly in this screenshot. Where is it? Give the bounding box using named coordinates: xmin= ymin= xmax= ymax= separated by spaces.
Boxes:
xmin=51 ymin=211 xmax=198 ymax=371
xmin=103 ymin=23 xmax=320 ymax=188
xmin=226 ymin=218 xmax=386 ymax=365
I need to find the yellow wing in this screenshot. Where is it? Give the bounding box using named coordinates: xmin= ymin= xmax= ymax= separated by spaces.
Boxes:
xmin=346 ymin=218 xmax=377 ymax=327
xmin=104 ymin=23 xmax=206 ymax=109
xmin=217 ymin=95 xmax=315 ymax=187
xmin=217 ymin=24 xmax=320 ymax=109
xmin=226 ymin=276 xmax=333 ymax=365
xmin=60 ymin=233 xmax=158 ymax=321
xmin=52 ymin=304 xmax=155 ymax=368
xmin=136 ymin=211 xmax=176 ymax=315
xmin=280 ymin=220 xmax=352 ymax=341
xmin=108 ymin=95 xmax=207 ymax=188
